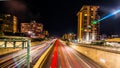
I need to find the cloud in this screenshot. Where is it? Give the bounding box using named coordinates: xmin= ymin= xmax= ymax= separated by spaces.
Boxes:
xmin=4 ymin=0 xmax=27 ymax=13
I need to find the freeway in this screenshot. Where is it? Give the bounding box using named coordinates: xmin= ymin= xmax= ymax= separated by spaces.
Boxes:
xmin=0 ymin=39 xmax=56 ymax=68
xmin=42 ymin=39 xmax=102 ymax=68
xmin=0 ymin=39 xmax=102 ymax=68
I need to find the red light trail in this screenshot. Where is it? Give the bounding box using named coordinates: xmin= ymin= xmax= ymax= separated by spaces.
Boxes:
xmin=50 ymin=39 xmax=59 ymax=68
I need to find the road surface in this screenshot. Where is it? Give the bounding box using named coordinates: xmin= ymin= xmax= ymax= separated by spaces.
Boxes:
xmin=0 ymin=39 xmax=55 ymax=68
xmin=0 ymin=39 xmax=102 ymax=68
xmin=42 ymin=39 xmax=102 ymax=68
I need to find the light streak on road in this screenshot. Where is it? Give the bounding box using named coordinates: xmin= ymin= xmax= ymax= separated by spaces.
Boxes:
xmin=50 ymin=39 xmax=59 ymax=68
xmin=62 ymin=45 xmax=81 ymax=67
xmin=0 ymin=39 xmax=55 ymax=68
xmin=43 ymin=39 xmax=101 ymax=68
xmin=0 ymin=39 xmax=101 ymax=68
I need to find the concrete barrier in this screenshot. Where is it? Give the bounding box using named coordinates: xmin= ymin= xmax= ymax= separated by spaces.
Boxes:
xmin=0 ymin=48 xmax=21 ymax=56
xmin=33 ymin=42 xmax=54 ymax=68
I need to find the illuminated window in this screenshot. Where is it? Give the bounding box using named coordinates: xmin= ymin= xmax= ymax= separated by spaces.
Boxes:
xmin=91 ymin=16 xmax=93 ymax=18
xmin=84 ymin=14 xmax=87 ymax=16
xmin=91 ymin=8 xmax=94 ymax=10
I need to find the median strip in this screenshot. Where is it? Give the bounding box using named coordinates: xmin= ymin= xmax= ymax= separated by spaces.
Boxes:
xmin=33 ymin=42 xmax=54 ymax=68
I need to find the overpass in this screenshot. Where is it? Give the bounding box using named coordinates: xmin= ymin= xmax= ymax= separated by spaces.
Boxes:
xmin=0 ymin=37 xmax=31 ymax=68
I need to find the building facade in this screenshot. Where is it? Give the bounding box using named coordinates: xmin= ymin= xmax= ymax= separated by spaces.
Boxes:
xmin=43 ymin=30 xmax=49 ymax=37
xmin=21 ymin=20 xmax=43 ymax=38
xmin=62 ymin=33 xmax=76 ymax=41
xmin=0 ymin=14 xmax=18 ymax=33
xmin=77 ymin=5 xmax=100 ymax=42
xmin=21 ymin=23 xmax=30 ymax=33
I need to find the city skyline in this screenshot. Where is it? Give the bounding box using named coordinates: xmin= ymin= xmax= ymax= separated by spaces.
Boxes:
xmin=0 ymin=0 xmax=120 ymax=36
xmin=0 ymin=1 xmax=120 ymax=68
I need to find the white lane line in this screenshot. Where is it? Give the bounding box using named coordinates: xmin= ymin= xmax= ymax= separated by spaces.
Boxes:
xmin=70 ymin=48 xmax=92 ymax=68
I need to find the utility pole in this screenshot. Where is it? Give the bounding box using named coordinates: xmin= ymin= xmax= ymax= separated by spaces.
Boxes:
xmin=27 ymin=40 xmax=31 ymax=68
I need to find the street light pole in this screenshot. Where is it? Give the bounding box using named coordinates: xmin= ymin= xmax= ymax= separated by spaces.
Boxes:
xmin=27 ymin=40 xmax=30 ymax=68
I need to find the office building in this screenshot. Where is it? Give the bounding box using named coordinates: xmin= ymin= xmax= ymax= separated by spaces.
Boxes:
xmin=0 ymin=14 xmax=18 ymax=33
xmin=21 ymin=20 xmax=43 ymax=38
xmin=77 ymin=5 xmax=100 ymax=42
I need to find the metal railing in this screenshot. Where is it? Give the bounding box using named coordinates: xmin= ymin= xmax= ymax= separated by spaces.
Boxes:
xmin=0 ymin=39 xmax=31 ymax=68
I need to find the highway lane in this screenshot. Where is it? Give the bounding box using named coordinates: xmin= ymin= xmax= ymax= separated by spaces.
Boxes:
xmin=50 ymin=39 xmax=59 ymax=68
xmin=0 ymin=39 xmax=102 ymax=68
xmin=0 ymin=39 xmax=56 ymax=68
xmin=43 ymin=39 xmax=102 ymax=68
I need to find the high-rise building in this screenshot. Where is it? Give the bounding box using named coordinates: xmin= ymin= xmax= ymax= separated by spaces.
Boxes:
xmin=62 ymin=33 xmax=76 ymax=41
xmin=77 ymin=5 xmax=100 ymax=42
xmin=43 ymin=30 xmax=49 ymax=37
xmin=21 ymin=23 xmax=30 ymax=33
xmin=21 ymin=20 xmax=43 ymax=38
xmin=0 ymin=14 xmax=18 ymax=33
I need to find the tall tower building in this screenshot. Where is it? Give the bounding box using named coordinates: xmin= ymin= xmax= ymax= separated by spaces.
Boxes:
xmin=77 ymin=5 xmax=100 ymax=42
xmin=13 ymin=16 xmax=17 ymax=33
xmin=0 ymin=14 xmax=18 ymax=33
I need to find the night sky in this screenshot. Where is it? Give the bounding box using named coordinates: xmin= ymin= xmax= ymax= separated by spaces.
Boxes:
xmin=0 ymin=0 xmax=120 ymax=36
